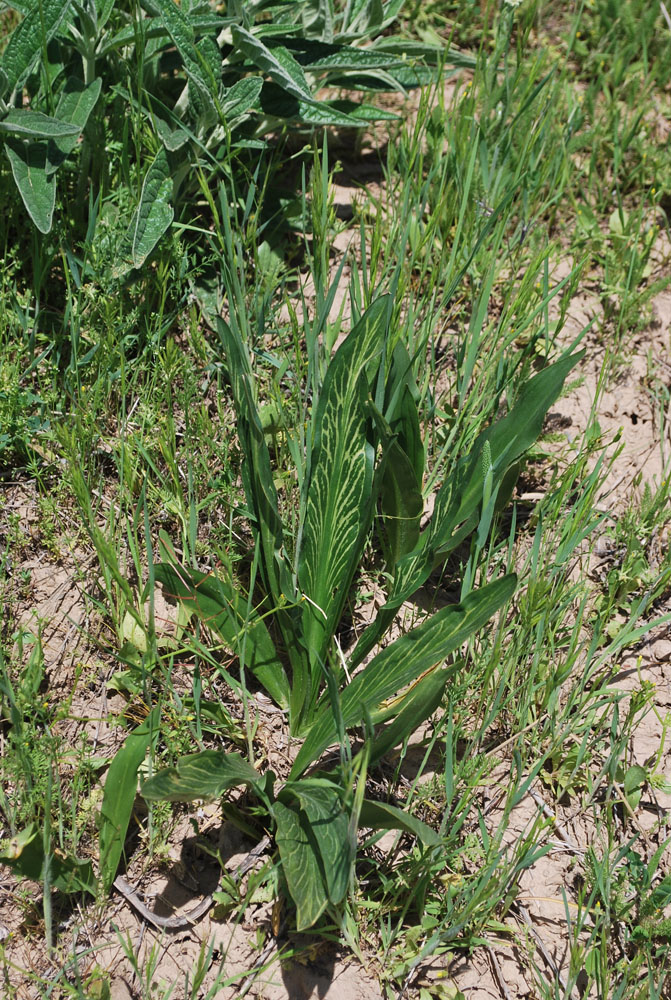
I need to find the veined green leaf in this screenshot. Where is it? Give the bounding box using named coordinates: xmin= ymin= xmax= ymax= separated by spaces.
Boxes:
xmin=1 ymin=824 xmax=96 ymax=895
xmin=99 ymin=708 xmax=159 ymax=893
xmin=351 ymin=352 xmax=584 ymax=666
xmin=222 ymin=75 xmax=263 ymax=119
xmin=280 ymin=778 xmax=352 ymax=905
xmin=0 ymin=110 xmax=80 ymax=139
xmin=232 ymin=26 xmax=314 ymax=104
xmin=215 ymin=317 xmax=295 ymax=609
xmin=5 ymin=139 xmax=55 ymax=233
xmin=154 ymin=561 xmax=289 ymax=709
xmin=153 ymin=0 xmax=218 ymax=115
xmin=359 ymin=799 xmax=440 ymax=847
xmin=291 ymin=574 xmax=516 ymax=777
xmin=380 ymin=440 xmax=423 ymax=568
xmin=117 ymin=148 xmax=173 ymax=271
xmin=1 ymin=0 xmax=74 ymax=95
xmin=272 ymin=799 xmax=328 ymax=930
xmin=366 ymin=664 xmax=448 ymax=766
xmin=282 ymin=39 xmax=406 ymax=73
xmin=298 ymin=296 xmax=390 ymax=686
xmin=141 ymin=750 xmax=264 ymax=802
xmin=52 ymin=77 xmax=102 ymax=158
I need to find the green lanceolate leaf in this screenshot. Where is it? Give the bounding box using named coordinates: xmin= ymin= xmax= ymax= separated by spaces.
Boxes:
xmin=366 ymin=665 xmax=448 ymax=766
xmin=0 ymin=110 xmax=81 ymax=139
xmin=154 ymin=561 xmax=290 ymax=709
xmin=291 ymin=574 xmax=516 ymax=777
xmin=141 ymin=750 xmax=265 ymax=803
xmin=280 ymin=778 xmax=352 ymax=905
xmin=99 ymin=708 xmax=159 ymax=893
xmin=1 ymin=0 xmax=74 ymax=95
xmin=153 ymin=0 xmax=218 ymax=116
xmin=297 ymin=296 xmax=390 ymax=693
xmin=5 ymin=139 xmax=56 ymax=233
xmin=222 ymin=76 xmax=263 ymax=120
xmin=117 ymin=148 xmax=174 ymax=271
xmin=1 ymin=824 xmax=96 ymax=895
xmin=273 ymin=799 xmax=328 ymax=930
xmin=53 ymin=77 xmax=103 ymax=158
xmin=359 ymin=799 xmax=441 ymax=847
xmin=215 ymin=317 xmax=294 ymax=610
xmin=380 ymin=439 xmax=423 ymax=568
xmin=232 ymin=27 xmax=314 ymax=104
xmin=351 ymin=352 xmax=584 ymax=667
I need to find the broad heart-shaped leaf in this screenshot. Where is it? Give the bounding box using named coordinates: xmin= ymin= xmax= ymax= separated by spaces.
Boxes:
xmin=351 ymin=352 xmax=584 ymax=668
xmin=99 ymin=708 xmax=159 ymax=893
xmin=291 ymin=574 xmax=516 ymax=778
xmin=297 ymin=295 xmax=390 ymax=715
xmin=1 ymin=0 xmax=74 ymax=95
xmin=117 ymin=148 xmax=174 ymax=271
xmin=154 ymin=561 xmax=290 ymax=709
xmin=0 ymin=110 xmax=81 ymax=139
xmin=1 ymin=824 xmax=96 ymax=895
xmin=359 ymin=799 xmax=440 ymax=847
xmin=272 ymin=799 xmax=328 ymax=930
xmin=141 ymin=750 xmax=265 ymax=803
xmin=5 ymin=139 xmax=56 ymax=233
xmin=232 ymin=27 xmax=314 ymax=104
xmin=279 ymin=778 xmax=352 ymax=905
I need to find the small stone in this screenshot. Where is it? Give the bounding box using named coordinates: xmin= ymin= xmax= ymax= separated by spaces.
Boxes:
xmin=653 ymin=640 xmax=671 ymax=662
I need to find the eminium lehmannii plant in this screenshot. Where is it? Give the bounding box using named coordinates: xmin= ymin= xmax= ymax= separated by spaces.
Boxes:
xmin=137 ymin=287 xmax=583 ymax=929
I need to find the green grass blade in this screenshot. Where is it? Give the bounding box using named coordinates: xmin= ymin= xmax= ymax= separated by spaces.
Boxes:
xmin=358 ymin=799 xmax=441 ymax=847
xmin=291 ymin=574 xmax=516 ymax=777
xmin=99 ymin=707 xmax=159 ymax=893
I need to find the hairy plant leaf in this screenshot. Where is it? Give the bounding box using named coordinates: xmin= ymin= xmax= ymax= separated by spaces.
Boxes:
xmin=222 ymin=75 xmax=263 ymax=119
xmin=0 ymin=824 xmax=96 ymax=895
xmin=5 ymin=139 xmax=55 ymax=233
xmin=99 ymin=708 xmax=159 ymax=892
xmin=292 ymin=574 xmax=516 ymax=777
xmin=154 ymin=561 xmax=289 ymax=709
xmin=272 ymin=799 xmax=328 ymax=930
xmin=117 ymin=148 xmax=173 ymax=271
xmin=359 ymin=799 xmax=440 ymax=846
xmin=52 ymin=77 xmax=102 ymax=158
xmin=0 ymin=110 xmax=81 ymax=139
xmin=153 ymin=0 xmax=217 ymax=116
xmin=298 ymin=296 xmax=390 ymax=688
xmin=141 ymin=750 xmax=265 ymax=803
xmin=280 ymin=778 xmax=351 ymax=905
xmin=1 ymin=0 xmax=74 ymax=95
xmin=232 ymin=27 xmax=314 ymax=104
xmin=282 ymin=39 xmax=405 ymax=73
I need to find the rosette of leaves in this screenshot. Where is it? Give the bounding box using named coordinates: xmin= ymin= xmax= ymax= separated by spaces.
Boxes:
xmin=135 ymin=288 xmax=583 ymax=929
